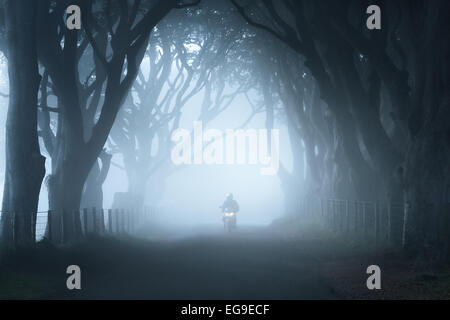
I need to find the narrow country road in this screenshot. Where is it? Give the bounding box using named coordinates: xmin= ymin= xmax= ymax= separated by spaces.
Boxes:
xmin=55 ymin=223 xmax=339 ymax=299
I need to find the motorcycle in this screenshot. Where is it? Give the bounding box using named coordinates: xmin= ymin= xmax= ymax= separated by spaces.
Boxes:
xmin=222 ymin=208 xmax=237 ymax=232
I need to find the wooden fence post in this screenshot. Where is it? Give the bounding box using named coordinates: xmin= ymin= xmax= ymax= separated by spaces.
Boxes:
xmin=128 ymin=209 xmax=131 ymax=233
xmin=303 ymin=197 xmax=309 ymax=217
xmin=98 ymin=209 xmax=102 ymax=234
xmin=47 ymin=210 xmax=52 ymax=242
xmin=31 ymin=212 xmax=35 ymax=244
xmin=329 ymin=201 xmax=332 ymax=228
xmin=332 ymin=200 xmax=336 ymax=232
xmin=12 ymin=211 xmax=18 ymax=247
xmin=320 ymin=199 xmax=323 ymax=217
xmin=336 ymin=202 xmax=340 ymax=231
xmin=130 ymin=209 xmax=133 ymax=233
xmin=362 ymin=203 xmax=367 ymax=240
xmin=72 ymin=210 xmax=76 ymax=239
xmin=100 ymin=209 xmax=105 ymax=234
xmin=61 ymin=210 xmax=65 ymax=244
xmin=327 ymin=200 xmax=331 ymax=229
xmin=114 ymin=209 xmax=119 ymax=233
xmin=346 ymin=200 xmax=350 ymax=232
xmin=375 ymin=202 xmax=379 ymax=244
xmin=387 ymin=201 xmax=391 ymax=245
xmin=121 ymin=209 xmax=125 ymax=233
xmin=308 ymin=197 xmax=311 ymax=217
xmin=336 ymin=201 xmax=340 ymax=232
xmin=131 ymin=209 xmax=134 ymax=233
xmin=304 ymin=197 xmax=307 ymax=217
xmin=92 ymin=207 xmax=97 ymax=234
xmin=306 ymin=197 xmax=309 ymax=217
xmin=83 ymin=208 xmax=88 ymax=235
xmin=108 ymin=209 xmax=113 ymax=233
xmin=343 ymin=201 xmax=346 ymax=232
xmin=337 ymin=201 xmax=340 ymax=232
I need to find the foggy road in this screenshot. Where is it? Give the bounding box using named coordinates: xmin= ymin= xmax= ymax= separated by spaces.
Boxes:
xmin=1 ymin=0 xmax=448 ymax=304
xmin=59 ymin=223 xmax=339 ymax=300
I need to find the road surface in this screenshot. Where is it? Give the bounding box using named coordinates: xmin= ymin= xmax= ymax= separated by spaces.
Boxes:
xmin=54 ymin=223 xmax=339 ymax=299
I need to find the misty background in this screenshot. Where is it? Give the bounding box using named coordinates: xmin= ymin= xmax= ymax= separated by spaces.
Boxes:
xmin=0 ymin=51 xmax=293 ymax=230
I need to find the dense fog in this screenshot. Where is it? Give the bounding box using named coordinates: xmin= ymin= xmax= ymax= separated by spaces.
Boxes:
xmin=0 ymin=0 xmax=449 ymax=300
xmin=0 ymin=54 xmax=292 ymax=231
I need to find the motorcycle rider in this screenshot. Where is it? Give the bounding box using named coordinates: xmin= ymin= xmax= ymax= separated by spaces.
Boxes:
xmin=220 ymin=193 xmax=239 ymax=229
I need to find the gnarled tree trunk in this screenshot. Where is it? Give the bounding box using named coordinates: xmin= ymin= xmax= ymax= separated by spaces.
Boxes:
xmin=0 ymin=0 xmax=46 ymax=248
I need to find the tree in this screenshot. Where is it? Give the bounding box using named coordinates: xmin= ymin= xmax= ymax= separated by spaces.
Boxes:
xmin=109 ymin=5 xmax=250 ymax=210
xmin=231 ymin=0 xmax=450 ymax=256
xmin=0 ymin=0 xmax=46 ymax=248
xmin=314 ymin=0 xmax=450 ymax=254
xmin=230 ymin=0 xmax=382 ymax=201
xmin=36 ymin=0 xmax=201 ymax=243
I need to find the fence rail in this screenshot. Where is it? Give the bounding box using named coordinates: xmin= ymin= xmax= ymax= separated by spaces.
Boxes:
xmin=0 ymin=206 xmax=155 ymax=246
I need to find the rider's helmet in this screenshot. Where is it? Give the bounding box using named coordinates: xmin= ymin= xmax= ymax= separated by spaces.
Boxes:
xmin=226 ymin=193 xmax=233 ymax=200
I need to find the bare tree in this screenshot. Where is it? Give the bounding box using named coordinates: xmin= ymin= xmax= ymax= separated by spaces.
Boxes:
xmin=109 ymin=7 xmax=250 ymax=209
xmin=0 ymin=0 xmax=46 ymax=248
xmin=36 ymin=0 xmax=201 ymax=243
xmin=231 ymin=0 xmax=450 ymax=256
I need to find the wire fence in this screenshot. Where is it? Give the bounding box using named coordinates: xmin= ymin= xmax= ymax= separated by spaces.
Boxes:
xmin=0 ymin=206 xmax=155 ymax=246
xmin=297 ymin=196 xmax=405 ymax=246
xmin=1 ymin=198 xmax=406 ymax=247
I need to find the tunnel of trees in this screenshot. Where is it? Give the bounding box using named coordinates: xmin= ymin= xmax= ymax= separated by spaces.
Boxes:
xmin=0 ymin=0 xmax=449 ymax=263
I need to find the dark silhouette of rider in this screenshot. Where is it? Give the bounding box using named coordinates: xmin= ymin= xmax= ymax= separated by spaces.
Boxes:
xmin=221 ymin=193 xmax=239 ymax=213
